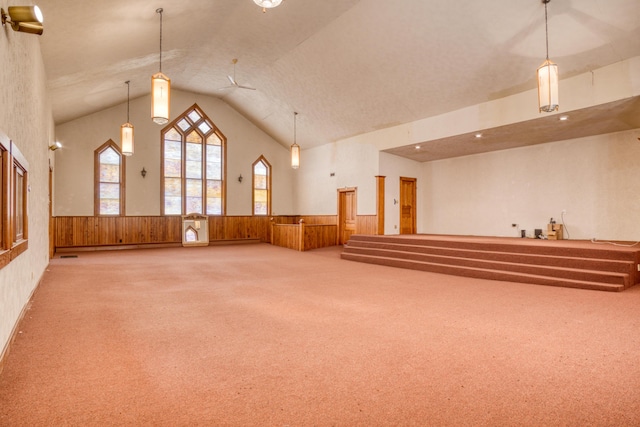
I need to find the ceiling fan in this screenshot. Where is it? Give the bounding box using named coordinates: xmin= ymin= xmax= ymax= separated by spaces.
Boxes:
xmin=223 ymin=58 xmax=256 ymax=91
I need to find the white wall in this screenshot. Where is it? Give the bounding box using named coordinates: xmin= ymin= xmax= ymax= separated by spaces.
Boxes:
xmin=294 ymin=139 xmax=379 ymax=215
xmin=379 ymin=152 xmax=423 ymax=235
xmin=0 ymin=25 xmax=54 ymax=359
xmin=421 ymin=129 xmax=640 ymax=241
xmin=54 ymin=89 xmax=295 ymax=216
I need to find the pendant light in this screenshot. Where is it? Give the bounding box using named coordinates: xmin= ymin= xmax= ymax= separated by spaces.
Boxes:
xmin=151 ymin=7 xmax=170 ymax=125
xmin=290 ymin=112 xmax=300 ymax=169
xmin=121 ymin=81 xmax=134 ymax=156
xmin=253 ymin=0 xmax=282 ymax=13
xmin=537 ymin=0 xmax=558 ymax=113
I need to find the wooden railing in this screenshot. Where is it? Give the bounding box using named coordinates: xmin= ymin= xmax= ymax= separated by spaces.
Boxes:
xmin=270 ymin=219 xmax=338 ymax=251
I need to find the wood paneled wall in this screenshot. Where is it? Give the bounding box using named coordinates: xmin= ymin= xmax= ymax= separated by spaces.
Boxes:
xmin=356 ymin=215 xmax=378 ymax=236
xmin=54 ymin=216 xmax=272 ymax=249
xmin=54 ymin=214 xmax=377 ymax=250
xmin=271 ymin=221 xmax=338 ymax=252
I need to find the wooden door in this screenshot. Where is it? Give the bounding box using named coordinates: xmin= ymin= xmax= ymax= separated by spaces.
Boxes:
xmin=338 ymin=188 xmax=357 ymax=245
xmin=399 ymin=177 xmax=416 ymax=234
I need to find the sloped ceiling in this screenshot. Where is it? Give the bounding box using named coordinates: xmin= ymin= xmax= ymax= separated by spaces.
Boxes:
xmin=37 ymin=0 xmax=640 ymax=158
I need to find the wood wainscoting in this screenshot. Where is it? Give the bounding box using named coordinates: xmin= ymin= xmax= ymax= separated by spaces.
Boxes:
xmin=54 ymin=216 xmax=272 ymax=250
xmin=270 ymin=219 xmax=337 ymax=252
xmin=53 ymin=214 xmax=378 ymax=252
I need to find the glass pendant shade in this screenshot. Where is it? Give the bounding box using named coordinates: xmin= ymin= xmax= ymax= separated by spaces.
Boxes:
xmin=151 ymin=72 xmax=170 ymax=125
xmin=290 ymin=143 xmax=300 ymax=169
xmin=253 ymin=0 xmax=283 ymax=9
xmin=537 ymin=59 xmax=559 ymax=113
xmin=121 ymin=123 xmax=134 ymax=156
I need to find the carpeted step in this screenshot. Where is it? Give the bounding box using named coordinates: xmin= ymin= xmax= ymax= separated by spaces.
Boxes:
xmin=341 ymin=252 xmax=625 ymax=292
xmin=343 ymin=244 xmax=632 ymax=287
xmin=347 ymin=234 xmax=639 ymax=262
xmin=345 ymin=240 xmax=635 ymax=276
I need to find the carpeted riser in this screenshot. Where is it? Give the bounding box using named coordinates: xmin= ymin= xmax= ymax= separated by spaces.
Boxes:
xmin=341 ymin=253 xmax=624 ymax=292
xmin=345 ymin=241 xmax=635 ymax=276
xmin=350 ymin=235 xmax=638 ymax=262
xmin=342 ymin=235 xmax=640 ymax=291
xmin=343 ymin=246 xmax=629 ymax=286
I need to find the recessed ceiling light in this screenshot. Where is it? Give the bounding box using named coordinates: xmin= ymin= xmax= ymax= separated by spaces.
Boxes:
xmin=415 ymin=145 xmax=421 ymax=150
xmin=559 ymin=115 xmax=569 ymax=121
xmin=475 ymin=133 xmax=482 ymax=138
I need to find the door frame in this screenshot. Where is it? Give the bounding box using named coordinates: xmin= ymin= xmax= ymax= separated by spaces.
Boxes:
xmin=337 ymin=187 xmax=357 ymax=245
xmin=399 ymin=176 xmax=416 ymax=234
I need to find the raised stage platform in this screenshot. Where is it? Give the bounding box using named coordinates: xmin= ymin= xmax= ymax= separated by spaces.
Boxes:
xmin=341 ymin=234 xmax=640 ymax=292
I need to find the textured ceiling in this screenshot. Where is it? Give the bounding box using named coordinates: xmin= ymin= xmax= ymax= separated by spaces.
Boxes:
xmin=37 ymin=0 xmax=640 ymax=158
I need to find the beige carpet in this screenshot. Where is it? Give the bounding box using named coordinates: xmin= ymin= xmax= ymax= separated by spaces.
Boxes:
xmin=1 ymin=243 xmax=639 ymax=426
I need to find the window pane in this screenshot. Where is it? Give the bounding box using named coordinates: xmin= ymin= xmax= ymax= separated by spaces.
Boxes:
xmin=177 ymin=118 xmax=190 ymax=131
xmin=100 ymin=163 xmax=120 ymax=183
xmin=254 ymin=174 xmax=267 ymax=190
xmin=100 ymin=147 xmax=120 ymax=164
xmin=188 ymin=110 xmax=202 ymax=123
xmin=164 ymin=158 xmax=181 ymax=178
xmin=206 ymin=145 xmax=221 ymax=180
xmin=165 ymin=197 xmax=181 ymax=215
xmin=186 ymin=142 xmax=202 ymax=179
xmin=254 ymin=189 xmax=267 ymax=203
xmin=186 ymin=179 xmax=202 ymax=214
xmin=206 ymin=180 xmax=222 ymax=215
xmin=100 ymin=182 xmax=120 ymax=199
xmin=207 ymin=198 xmax=222 ymax=215
xmin=254 ymin=161 xmax=267 ymax=176
xmin=198 ymin=121 xmax=212 ymax=134
xmin=15 ymin=170 xmax=24 ymax=238
xmin=254 ymin=202 xmax=267 ymax=216
xmin=165 ymin=140 xmax=182 ymax=160
xmin=207 ymin=134 xmax=221 ymax=146
xmin=186 ymin=131 xmax=202 ymax=144
xmin=165 ymin=177 xmax=181 ymax=197
xmin=165 ymin=127 xmax=182 ymax=142
xmin=100 ymin=198 xmax=120 ymax=215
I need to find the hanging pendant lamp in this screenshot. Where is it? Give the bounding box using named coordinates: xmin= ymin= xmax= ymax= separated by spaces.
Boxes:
xmin=253 ymin=0 xmax=282 ymax=13
xmin=537 ymin=0 xmax=558 ymax=113
xmin=290 ymin=112 xmax=300 ymax=169
xmin=151 ymin=7 xmax=170 ymax=125
xmin=121 ymin=81 xmax=134 ymax=156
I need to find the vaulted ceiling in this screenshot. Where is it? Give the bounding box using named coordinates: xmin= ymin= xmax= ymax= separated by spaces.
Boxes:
xmin=37 ymin=0 xmax=640 ymax=159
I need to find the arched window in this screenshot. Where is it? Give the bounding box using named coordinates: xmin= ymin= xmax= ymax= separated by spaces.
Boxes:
xmin=252 ymin=155 xmax=271 ymax=216
xmin=161 ymin=104 xmax=226 ymax=215
xmin=94 ymin=140 xmax=125 ymax=216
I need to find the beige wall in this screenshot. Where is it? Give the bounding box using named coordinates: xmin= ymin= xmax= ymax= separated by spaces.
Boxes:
xmin=421 ymin=128 xmax=640 ymax=240
xmin=0 ymin=24 xmax=54 ymax=358
xmin=54 ymin=89 xmax=295 ymax=216
xmin=294 ymin=139 xmax=379 ymax=215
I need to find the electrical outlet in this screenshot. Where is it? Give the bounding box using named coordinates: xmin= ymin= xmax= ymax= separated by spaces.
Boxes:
xmin=511 ymin=223 xmax=517 ymax=228
xmin=562 ymin=209 xmax=567 ymax=215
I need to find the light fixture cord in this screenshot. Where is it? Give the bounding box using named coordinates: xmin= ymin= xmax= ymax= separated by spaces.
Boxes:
xmin=125 ymin=81 xmax=130 ymax=122
xmin=157 ymin=8 xmax=163 ymax=73
xmin=544 ymin=1 xmax=550 ymax=60
xmin=294 ymin=112 xmax=298 ymax=143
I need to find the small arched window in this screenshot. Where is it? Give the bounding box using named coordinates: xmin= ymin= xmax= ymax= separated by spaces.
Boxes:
xmin=94 ymin=140 xmax=125 ymax=216
xmin=252 ymin=155 xmax=271 ymax=216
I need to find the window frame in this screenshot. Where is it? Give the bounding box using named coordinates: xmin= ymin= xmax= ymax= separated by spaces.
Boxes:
xmin=94 ymin=139 xmax=126 ymax=216
xmin=0 ymin=132 xmax=29 ymax=270
xmin=160 ymin=104 xmax=227 ymax=216
xmin=252 ymin=155 xmax=271 ymax=216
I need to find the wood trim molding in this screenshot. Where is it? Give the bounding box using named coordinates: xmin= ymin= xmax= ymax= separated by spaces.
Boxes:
xmin=375 ymin=175 xmax=385 ymax=235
